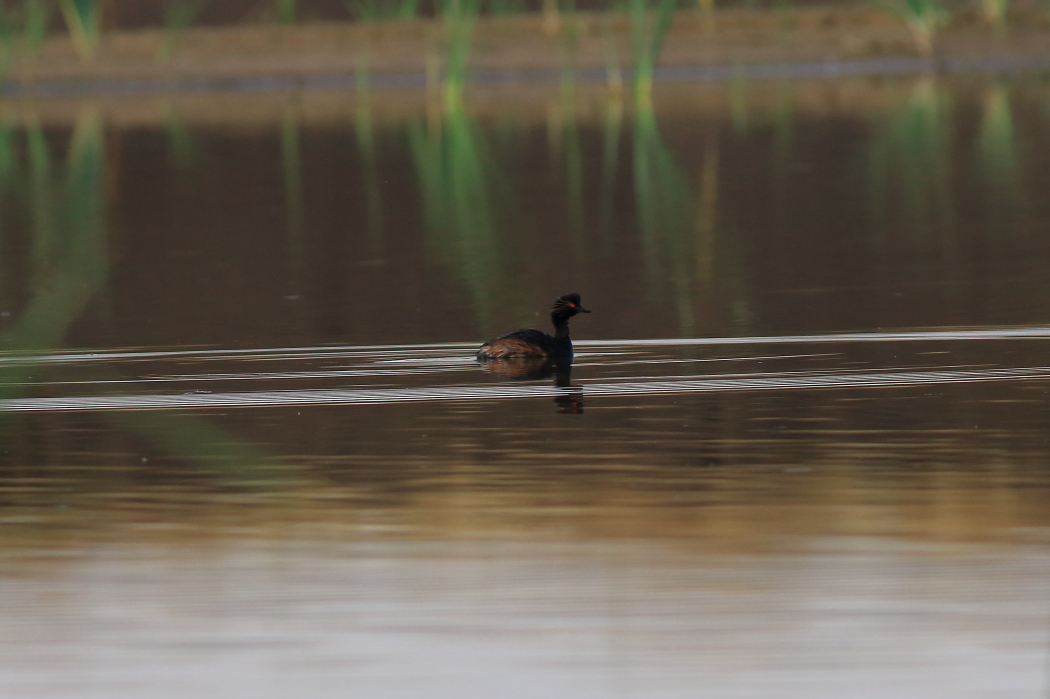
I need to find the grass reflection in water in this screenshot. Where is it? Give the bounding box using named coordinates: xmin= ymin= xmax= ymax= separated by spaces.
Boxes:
xmin=0 ymin=70 xmax=1044 ymax=503
xmin=0 ymin=110 xmax=290 ymax=490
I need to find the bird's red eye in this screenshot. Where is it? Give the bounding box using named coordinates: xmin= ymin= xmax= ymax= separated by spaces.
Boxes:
xmin=570 ymin=304 xmax=576 ymax=308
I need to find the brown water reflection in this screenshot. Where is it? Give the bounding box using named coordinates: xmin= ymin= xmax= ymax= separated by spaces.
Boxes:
xmin=1 ymin=336 xmax=1050 ymax=695
xmin=1 ymin=72 xmax=1050 ymax=696
xmin=3 ymin=383 xmax=1050 ymax=698
xmin=0 ymin=76 xmax=1048 ymax=348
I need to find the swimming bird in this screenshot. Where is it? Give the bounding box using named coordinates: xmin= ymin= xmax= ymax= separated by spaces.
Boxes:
xmin=476 ymin=293 xmax=590 ymax=360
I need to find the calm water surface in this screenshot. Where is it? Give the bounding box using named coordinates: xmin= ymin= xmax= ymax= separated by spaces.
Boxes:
xmin=2 ymin=73 xmax=1050 ymax=697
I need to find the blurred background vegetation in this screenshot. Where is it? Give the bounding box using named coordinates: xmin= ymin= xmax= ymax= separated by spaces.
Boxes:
xmin=1 ymin=0 xmax=1044 ymax=29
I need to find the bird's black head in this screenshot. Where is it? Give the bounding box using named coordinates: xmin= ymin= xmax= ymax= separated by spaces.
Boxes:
xmin=551 ymin=293 xmax=590 ymax=319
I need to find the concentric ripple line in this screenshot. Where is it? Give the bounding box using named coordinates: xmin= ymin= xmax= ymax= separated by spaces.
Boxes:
xmin=576 ymin=326 xmax=1050 ymax=348
xmin=1 ymin=325 xmax=1049 ymax=368
xmin=1 ymin=365 xmax=1049 ymax=413
xmin=0 ymin=343 xmax=476 ymax=366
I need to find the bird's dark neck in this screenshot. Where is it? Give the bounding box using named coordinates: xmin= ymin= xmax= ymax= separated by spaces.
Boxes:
xmin=551 ymin=312 xmax=571 ymax=341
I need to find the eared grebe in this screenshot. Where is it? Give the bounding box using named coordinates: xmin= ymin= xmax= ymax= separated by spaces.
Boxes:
xmin=476 ymin=293 xmax=590 ymax=360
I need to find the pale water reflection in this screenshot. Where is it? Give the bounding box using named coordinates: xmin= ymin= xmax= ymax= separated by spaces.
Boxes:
xmin=2 ymin=539 xmax=1047 ymax=699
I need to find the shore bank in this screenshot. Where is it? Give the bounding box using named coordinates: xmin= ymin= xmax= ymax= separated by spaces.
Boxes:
xmin=2 ymin=6 xmax=1049 ymax=90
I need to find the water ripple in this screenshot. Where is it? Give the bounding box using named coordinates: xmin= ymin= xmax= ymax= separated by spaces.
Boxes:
xmin=1 ymin=365 xmax=1047 ymax=413
xmin=1 ymin=326 xmax=1047 ymax=368
xmin=578 ymin=327 xmax=1050 ymax=347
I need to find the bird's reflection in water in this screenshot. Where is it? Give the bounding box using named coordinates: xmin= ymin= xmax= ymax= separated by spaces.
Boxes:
xmin=478 ymin=357 xmax=583 ymax=414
